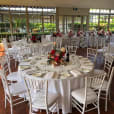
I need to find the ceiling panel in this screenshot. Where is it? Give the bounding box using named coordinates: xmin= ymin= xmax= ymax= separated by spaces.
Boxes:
xmin=0 ymin=0 xmax=114 ymax=9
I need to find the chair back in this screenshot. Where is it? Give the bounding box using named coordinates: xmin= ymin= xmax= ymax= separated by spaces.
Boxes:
xmin=96 ymin=38 xmax=106 ymax=49
xmin=87 ymin=48 xmax=97 ymax=63
xmin=56 ymin=38 xmax=62 ymax=49
xmin=104 ymin=55 xmax=113 ymax=77
xmin=106 ymin=67 xmax=114 ymax=91
xmin=84 ymin=73 xmax=106 ymax=103
xmin=1 ymin=55 xmax=12 ymax=73
xmin=0 ymin=67 xmax=12 ymax=102
xmin=68 ymin=46 xmax=77 ymax=54
xmin=24 ymin=76 xmax=48 ymax=109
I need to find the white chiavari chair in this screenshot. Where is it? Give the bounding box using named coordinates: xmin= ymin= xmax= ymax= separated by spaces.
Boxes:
xmin=71 ymin=73 xmax=106 ymax=114
xmin=87 ymin=48 xmax=97 ymax=64
xmin=24 ymin=76 xmax=59 ymax=114
xmin=68 ymin=45 xmax=78 ymax=55
xmin=17 ymin=46 xmax=32 ymax=62
xmin=97 ymin=38 xmax=108 ymax=55
xmin=0 ymin=65 xmax=27 ymax=114
xmin=92 ymin=67 xmax=114 ymax=112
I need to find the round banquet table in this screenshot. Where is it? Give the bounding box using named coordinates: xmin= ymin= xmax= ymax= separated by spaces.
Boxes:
xmin=18 ymin=55 xmax=94 ymax=114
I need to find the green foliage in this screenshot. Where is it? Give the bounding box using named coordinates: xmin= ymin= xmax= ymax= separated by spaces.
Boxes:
xmin=13 ymin=18 xmax=26 ymax=28
xmin=30 ymin=22 xmax=56 ymax=32
xmin=0 ymin=32 xmax=27 ymax=38
xmin=44 ymin=23 xmax=56 ymax=32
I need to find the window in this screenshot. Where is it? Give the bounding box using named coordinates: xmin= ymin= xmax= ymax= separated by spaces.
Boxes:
xmin=59 ymin=16 xmax=63 ymax=32
xmin=89 ymin=14 xmax=99 ymax=30
xmin=29 ymin=7 xmax=56 ymax=33
xmin=109 ymin=15 xmax=114 ymax=31
xmin=74 ymin=16 xmax=81 ymax=31
xmin=64 ymin=16 xmax=72 ymax=33
xmin=100 ymin=9 xmax=110 ymax=14
xmin=99 ymin=15 xmax=109 ymax=30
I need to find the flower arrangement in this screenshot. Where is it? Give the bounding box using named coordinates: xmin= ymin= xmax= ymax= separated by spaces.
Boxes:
xmin=47 ymin=42 xmax=66 ymax=66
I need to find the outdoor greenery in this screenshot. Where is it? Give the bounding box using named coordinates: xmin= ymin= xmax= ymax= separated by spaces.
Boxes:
xmin=13 ymin=18 xmax=26 ymax=32
xmin=31 ymin=23 xmax=56 ymax=33
xmin=1 ymin=15 xmax=114 ymax=38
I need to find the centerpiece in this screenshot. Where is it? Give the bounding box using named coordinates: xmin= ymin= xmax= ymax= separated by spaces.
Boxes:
xmin=47 ymin=42 xmax=67 ymax=66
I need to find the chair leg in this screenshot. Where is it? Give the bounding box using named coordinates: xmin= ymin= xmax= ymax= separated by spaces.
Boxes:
xmin=5 ymin=94 xmax=7 ymax=108
xmin=29 ymin=104 xmax=32 ymax=114
xmin=56 ymin=101 xmax=59 ymax=114
xmin=46 ymin=109 xmax=49 ymax=114
xmin=10 ymin=103 xmax=13 ymax=114
xmin=105 ymin=92 xmax=108 ymax=112
xmin=109 ymin=89 xmax=111 ymax=101
xmin=98 ymin=101 xmax=100 ymax=114
xmin=82 ymin=105 xmax=85 ymax=114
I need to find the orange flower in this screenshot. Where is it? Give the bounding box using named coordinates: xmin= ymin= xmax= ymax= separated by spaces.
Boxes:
xmin=53 ymin=42 xmax=56 ymax=46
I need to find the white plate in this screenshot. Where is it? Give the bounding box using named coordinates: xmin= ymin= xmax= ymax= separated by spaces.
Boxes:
xmin=20 ymin=66 xmax=31 ymax=70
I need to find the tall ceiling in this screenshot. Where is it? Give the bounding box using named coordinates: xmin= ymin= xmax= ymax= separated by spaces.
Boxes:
xmin=0 ymin=0 xmax=114 ymax=9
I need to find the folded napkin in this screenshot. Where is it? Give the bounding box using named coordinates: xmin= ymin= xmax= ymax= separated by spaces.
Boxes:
xmin=60 ymin=72 xmax=71 ymax=79
xmin=60 ymin=72 xmax=71 ymax=77
xmin=70 ymin=70 xmax=82 ymax=77
xmin=44 ymin=72 xmax=57 ymax=79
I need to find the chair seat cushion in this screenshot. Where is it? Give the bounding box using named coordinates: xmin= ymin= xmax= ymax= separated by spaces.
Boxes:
xmin=7 ymin=72 xmax=20 ymax=81
xmin=32 ymin=92 xmax=59 ymax=109
xmin=97 ymin=49 xmax=104 ymax=53
xmin=71 ymin=88 xmax=97 ymax=104
xmin=93 ymin=69 xmax=105 ymax=75
xmin=97 ymin=47 xmax=107 ymax=53
xmin=9 ymin=82 xmax=27 ymax=96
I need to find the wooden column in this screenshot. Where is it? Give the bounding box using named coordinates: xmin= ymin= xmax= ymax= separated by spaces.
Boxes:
xmin=81 ymin=16 xmax=83 ymax=30
xmin=98 ymin=14 xmax=100 ymax=29
xmin=108 ymin=10 xmax=111 ymax=30
xmin=26 ymin=7 xmax=29 ymax=34
xmin=86 ymin=15 xmax=89 ymax=31
xmin=66 ymin=16 xmax=67 ymax=33
xmin=56 ymin=8 xmax=59 ymax=31
xmin=8 ymin=8 xmax=13 ymax=36
xmin=108 ymin=14 xmax=110 ymax=30
xmin=72 ymin=16 xmax=74 ymax=30
xmin=42 ymin=8 xmax=44 ymax=32
xmin=63 ymin=16 xmax=65 ymax=33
